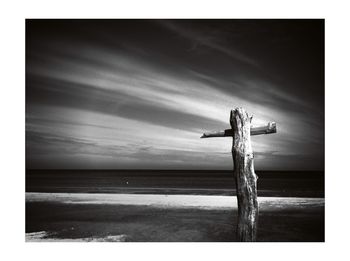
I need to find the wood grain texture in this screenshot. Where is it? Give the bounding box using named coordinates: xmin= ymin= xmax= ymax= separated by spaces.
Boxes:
xmin=230 ymin=108 xmax=258 ymax=242
xmin=200 ymin=122 xmax=276 ymax=138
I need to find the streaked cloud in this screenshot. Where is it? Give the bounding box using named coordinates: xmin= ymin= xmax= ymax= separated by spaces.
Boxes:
xmin=158 ymin=20 xmax=260 ymax=67
xmin=26 ymin=20 xmax=324 ymax=170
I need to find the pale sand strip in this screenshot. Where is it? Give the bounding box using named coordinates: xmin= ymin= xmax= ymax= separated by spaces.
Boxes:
xmin=26 ymin=231 xmax=128 ymax=242
xmin=26 ymin=192 xmax=324 ymax=209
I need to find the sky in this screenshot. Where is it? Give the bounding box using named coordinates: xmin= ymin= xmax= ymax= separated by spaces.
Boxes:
xmin=26 ymin=19 xmax=324 ymax=170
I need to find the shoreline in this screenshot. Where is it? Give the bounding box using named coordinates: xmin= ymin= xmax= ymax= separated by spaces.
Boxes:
xmin=26 ymin=192 xmax=324 ymax=209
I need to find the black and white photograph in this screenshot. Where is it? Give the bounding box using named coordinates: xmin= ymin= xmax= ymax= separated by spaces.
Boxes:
xmin=25 ymin=19 xmax=324 ymax=242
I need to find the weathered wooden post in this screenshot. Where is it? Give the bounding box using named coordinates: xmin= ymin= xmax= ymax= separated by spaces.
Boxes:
xmin=201 ymin=107 xmax=276 ymax=242
xmin=230 ymin=108 xmax=258 ymax=241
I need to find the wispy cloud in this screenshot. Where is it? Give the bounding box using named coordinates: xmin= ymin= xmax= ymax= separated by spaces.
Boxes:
xmin=158 ymin=20 xmax=259 ymax=67
xmin=26 ymin=20 xmax=324 ymax=170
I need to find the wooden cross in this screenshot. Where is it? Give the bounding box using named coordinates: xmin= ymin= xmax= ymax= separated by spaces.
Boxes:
xmin=201 ymin=107 xmax=277 ymax=242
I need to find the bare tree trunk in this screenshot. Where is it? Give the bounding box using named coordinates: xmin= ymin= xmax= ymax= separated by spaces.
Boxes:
xmin=230 ymin=108 xmax=258 ymax=242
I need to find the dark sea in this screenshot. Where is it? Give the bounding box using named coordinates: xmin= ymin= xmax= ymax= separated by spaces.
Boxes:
xmin=26 ymin=169 xmax=324 ymax=197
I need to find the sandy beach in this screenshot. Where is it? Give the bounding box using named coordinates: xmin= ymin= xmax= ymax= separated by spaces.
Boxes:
xmin=26 ymin=192 xmax=324 ymax=242
xmin=26 ymin=192 xmax=324 ymax=209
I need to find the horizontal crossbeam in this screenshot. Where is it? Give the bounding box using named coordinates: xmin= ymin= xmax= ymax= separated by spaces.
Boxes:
xmin=200 ymin=122 xmax=276 ymax=138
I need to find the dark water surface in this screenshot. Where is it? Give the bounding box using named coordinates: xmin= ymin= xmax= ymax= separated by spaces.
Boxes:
xmin=26 ymin=169 xmax=324 ymax=197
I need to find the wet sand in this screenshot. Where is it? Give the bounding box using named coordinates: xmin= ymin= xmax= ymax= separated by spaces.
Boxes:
xmin=26 ymin=192 xmax=324 ymax=242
